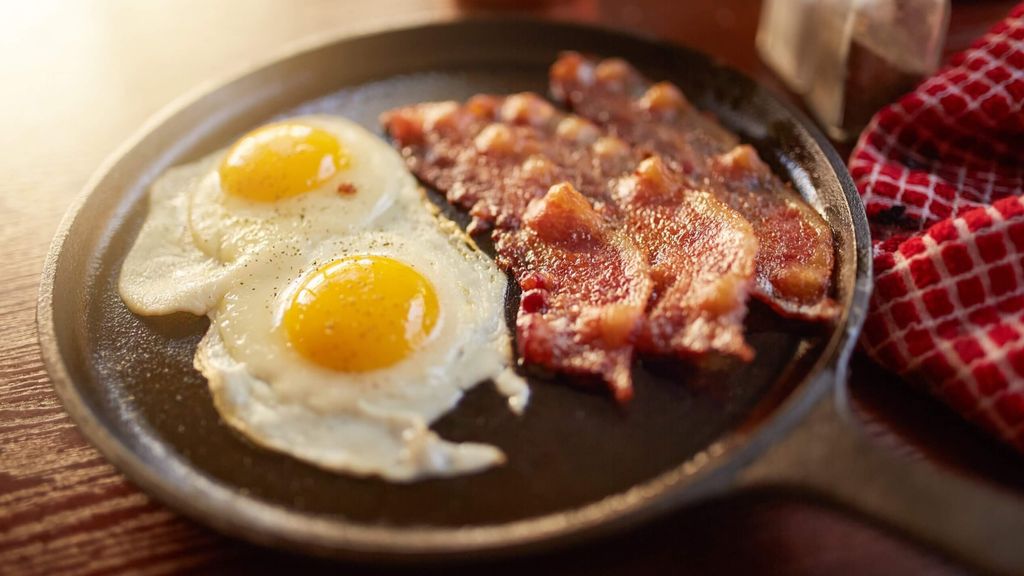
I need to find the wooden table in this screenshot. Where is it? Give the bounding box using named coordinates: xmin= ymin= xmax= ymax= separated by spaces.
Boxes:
xmin=2 ymin=1 xmax=1020 ymax=574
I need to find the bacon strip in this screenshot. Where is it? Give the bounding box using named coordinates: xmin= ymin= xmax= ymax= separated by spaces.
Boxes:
xmin=498 ymin=183 xmax=651 ymax=401
xmin=711 ymin=146 xmax=839 ymax=320
xmin=382 ymin=94 xmax=635 ymax=233
xmin=549 ymin=52 xmax=738 ymax=175
xmin=617 ymin=157 xmax=757 ymax=360
xmin=550 ymin=52 xmax=839 ymax=321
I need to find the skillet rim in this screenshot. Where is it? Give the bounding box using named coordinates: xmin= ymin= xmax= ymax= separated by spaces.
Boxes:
xmin=36 ymin=17 xmax=872 ymax=562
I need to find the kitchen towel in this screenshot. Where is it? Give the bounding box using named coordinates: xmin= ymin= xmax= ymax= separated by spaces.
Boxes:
xmin=849 ymin=3 xmax=1024 ymax=450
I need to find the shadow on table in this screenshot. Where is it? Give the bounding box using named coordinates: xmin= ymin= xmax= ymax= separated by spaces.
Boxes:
xmin=850 ymin=352 xmax=1024 ymax=494
xmin=197 ymin=489 xmax=965 ymax=576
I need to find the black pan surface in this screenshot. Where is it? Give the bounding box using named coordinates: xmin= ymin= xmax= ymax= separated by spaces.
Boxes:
xmin=39 ymin=19 xmax=865 ymax=559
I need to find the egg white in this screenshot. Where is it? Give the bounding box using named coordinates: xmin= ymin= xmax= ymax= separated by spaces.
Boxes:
xmin=120 ymin=116 xmax=401 ymax=315
xmin=119 ymin=115 xmax=527 ymax=481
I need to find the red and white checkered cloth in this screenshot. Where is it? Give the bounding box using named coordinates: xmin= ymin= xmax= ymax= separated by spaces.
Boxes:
xmin=850 ymin=4 xmax=1024 ymax=451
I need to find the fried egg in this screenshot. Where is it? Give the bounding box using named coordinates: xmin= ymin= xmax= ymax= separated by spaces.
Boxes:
xmin=120 ymin=118 xmax=401 ymax=315
xmin=120 ymin=115 xmax=527 ymax=481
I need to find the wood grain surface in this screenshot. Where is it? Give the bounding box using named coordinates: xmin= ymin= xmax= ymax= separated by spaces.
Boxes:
xmin=1 ymin=1 xmax=1020 ymax=574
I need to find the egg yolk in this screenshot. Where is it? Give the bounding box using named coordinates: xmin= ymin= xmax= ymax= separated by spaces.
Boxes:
xmin=284 ymin=256 xmax=441 ymax=372
xmin=219 ymin=122 xmax=348 ymax=202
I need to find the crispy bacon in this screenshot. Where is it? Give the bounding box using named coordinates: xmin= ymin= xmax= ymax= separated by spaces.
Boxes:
xmin=381 ymin=93 xmax=636 ymax=233
xmin=382 ymin=92 xmax=760 ymax=400
xmin=497 ymin=183 xmax=652 ymax=401
xmin=549 ymin=52 xmax=739 ymax=175
xmin=710 ymin=147 xmax=839 ymax=319
xmin=617 ymin=157 xmax=757 ymax=360
xmin=550 ymin=52 xmax=839 ymax=321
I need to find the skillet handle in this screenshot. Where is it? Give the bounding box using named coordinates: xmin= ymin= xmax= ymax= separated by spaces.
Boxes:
xmin=737 ymin=368 xmax=1024 ymax=576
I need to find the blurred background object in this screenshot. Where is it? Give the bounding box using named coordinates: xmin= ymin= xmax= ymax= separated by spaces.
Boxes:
xmin=457 ymin=0 xmax=574 ymax=8
xmin=758 ymin=0 xmax=950 ymax=139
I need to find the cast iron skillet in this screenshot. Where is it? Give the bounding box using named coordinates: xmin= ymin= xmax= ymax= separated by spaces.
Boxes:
xmin=37 ymin=19 xmax=1024 ymax=574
